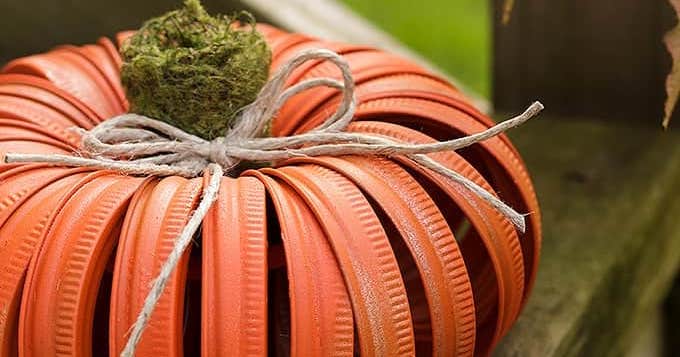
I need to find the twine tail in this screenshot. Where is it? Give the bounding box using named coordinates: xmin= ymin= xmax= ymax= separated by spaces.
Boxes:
xmin=119 ymin=163 xmax=223 ymax=357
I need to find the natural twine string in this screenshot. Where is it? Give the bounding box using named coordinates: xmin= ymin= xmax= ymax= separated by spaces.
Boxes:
xmin=3 ymin=48 xmax=543 ymax=356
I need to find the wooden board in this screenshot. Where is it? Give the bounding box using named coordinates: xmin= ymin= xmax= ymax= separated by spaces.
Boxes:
xmin=496 ymin=116 xmax=680 ymax=356
xmin=492 ymin=0 xmax=678 ymax=125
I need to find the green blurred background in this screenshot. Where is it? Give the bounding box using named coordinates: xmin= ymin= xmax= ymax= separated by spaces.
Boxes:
xmin=341 ymin=0 xmax=491 ymax=97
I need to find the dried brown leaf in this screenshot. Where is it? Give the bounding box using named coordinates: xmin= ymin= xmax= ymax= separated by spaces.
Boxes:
xmin=502 ymin=0 xmax=515 ymax=25
xmin=663 ymin=0 xmax=680 ymax=129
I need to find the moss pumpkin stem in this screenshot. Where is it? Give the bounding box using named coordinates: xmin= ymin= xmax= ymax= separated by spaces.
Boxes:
xmin=120 ymin=0 xmax=272 ymax=140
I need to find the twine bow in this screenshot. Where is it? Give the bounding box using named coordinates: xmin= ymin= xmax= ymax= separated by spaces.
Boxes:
xmin=4 ymin=48 xmax=543 ymax=356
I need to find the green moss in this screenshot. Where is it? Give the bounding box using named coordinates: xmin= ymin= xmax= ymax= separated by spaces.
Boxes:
xmin=120 ymin=0 xmax=271 ymax=140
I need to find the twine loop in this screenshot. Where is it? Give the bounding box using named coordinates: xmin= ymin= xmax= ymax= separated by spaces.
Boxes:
xmin=3 ymin=47 xmax=543 ymax=357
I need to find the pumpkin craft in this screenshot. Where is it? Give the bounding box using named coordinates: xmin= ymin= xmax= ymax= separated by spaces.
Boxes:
xmin=0 ymin=1 xmax=541 ymax=356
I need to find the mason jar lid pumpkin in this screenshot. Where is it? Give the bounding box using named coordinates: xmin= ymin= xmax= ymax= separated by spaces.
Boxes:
xmin=0 ymin=0 xmax=543 ymax=356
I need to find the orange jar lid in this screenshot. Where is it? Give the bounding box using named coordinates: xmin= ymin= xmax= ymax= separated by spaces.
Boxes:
xmin=264 ymin=165 xmax=416 ymax=356
xmin=201 ymin=176 xmax=268 ymax=356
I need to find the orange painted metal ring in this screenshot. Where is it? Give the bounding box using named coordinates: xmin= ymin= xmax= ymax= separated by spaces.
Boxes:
xmin=274 ymin=68 xmax=454 ymax=137
xmin=48 ymin=50 xmax=125 ymax=115
xmin=294 ymin=96 xmax=541 ymax=304
xmin=284 ymin=155 xmax=477 ymax=356
xmin=271 ymin=40 xmax=375 ymax=77
xmin=0 ymin=73 xmax=101 ymax=126
xmin=0 ymin=119 xmax=77 ymax=148
xmin=18 ymin=174 xmax=146 ymax=356
xmin=115 ymin=31 xmax=135 ymax=49
xmin=269 ymin=34 xmax=318 ymax=68
xmin=0 ymin=94 xmax=84 ymax=145
xmin=354 ymin=99 xmax=540 ymax=307
xmin=2 ymin=52 xmax=121 ymax=119
xmin=263 ymin=165 xmax=416 ymax=356
xmin=273 ymin=49 xmax=451 ymax=136
xmin=97 ymin=37 xmax=123 ymax=70
xmin=0 ymin=170 xmax=91 ymax=357
xmin=0 ymin=136 xmax=73 ymax=157
xmin=256 ymin=23 xmax=289 ymax=41
xmin=305 ymin=87 xmax=523 ymax=160
xmin=56 ymin=45 xmax=128 ymax=111
xmin=109 ymin=176 xmax=202 ymax=356
xmin=0 ymin=82 xmax=96 ymax=129
xmin=347 ymin=121 xmax=526 ymax=353
xmin=246 ymin=171 xmax=355 ymax=356
xmin=201 ymin=175 xmax=268 ymax=357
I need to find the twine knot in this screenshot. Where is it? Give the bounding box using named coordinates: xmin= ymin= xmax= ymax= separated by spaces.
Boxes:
xmin=207 ymin=137 xmax=232 ymax=167
xmin=3 ymin=47 xmax=543 ymax=357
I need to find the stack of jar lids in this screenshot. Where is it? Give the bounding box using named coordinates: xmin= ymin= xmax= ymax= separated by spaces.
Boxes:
xmin=0 ymin=23 xmax=540 ymax=356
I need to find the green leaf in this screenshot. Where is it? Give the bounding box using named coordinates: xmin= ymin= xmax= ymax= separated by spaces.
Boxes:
xmin=663 ymin=0 xmax=680 ymax=129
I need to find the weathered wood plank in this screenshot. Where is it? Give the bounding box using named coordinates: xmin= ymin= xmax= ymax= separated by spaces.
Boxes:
xmin=495 ymin=117 xmax=680 ymax=356
xmin=492 ymin=0 xmax=678 ymax=125
xmin=626 ymin=307 xmax=663 ymax=357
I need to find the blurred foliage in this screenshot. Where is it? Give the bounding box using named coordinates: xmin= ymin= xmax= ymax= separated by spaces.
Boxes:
xmin=341 ymin=0 xmax=490 ymax=97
